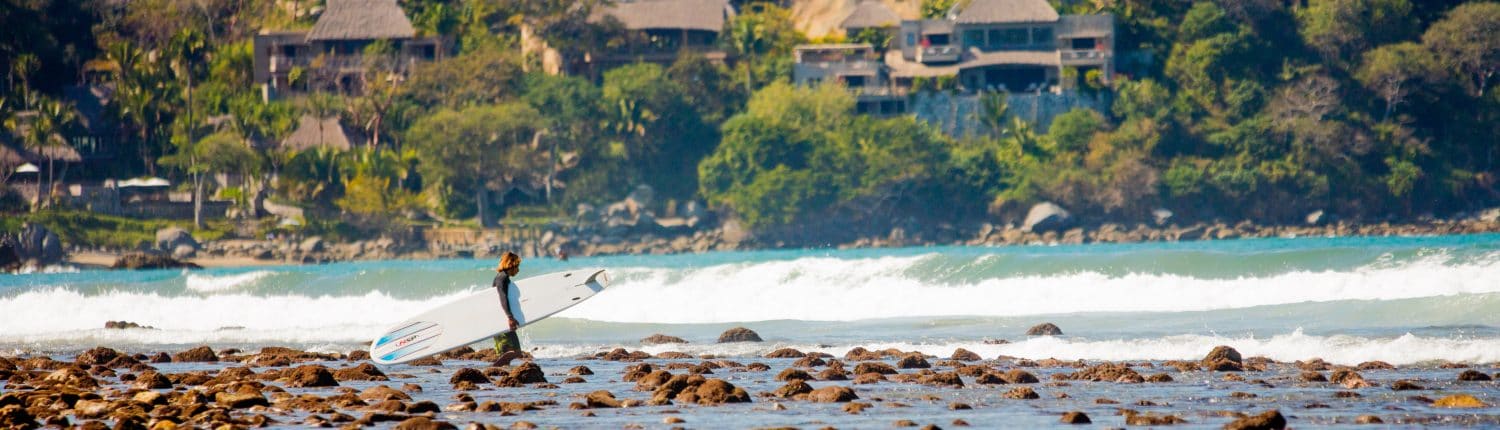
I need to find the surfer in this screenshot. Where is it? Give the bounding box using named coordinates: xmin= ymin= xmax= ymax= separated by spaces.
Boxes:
xmin=492 ymin=252 xmax=524 ymax=365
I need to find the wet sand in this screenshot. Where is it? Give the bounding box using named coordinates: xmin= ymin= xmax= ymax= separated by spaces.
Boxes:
xmin=2 ymin=345 xmax=1496 ymax=429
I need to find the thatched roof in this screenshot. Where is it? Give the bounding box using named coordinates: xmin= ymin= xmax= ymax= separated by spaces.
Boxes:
xmin=307 ymin=0 xmax=416 ymax=41
xmin=594 ymin=0 xmax=733 ymax=32
xmin=955 ymin=0 xmax=1059 ymax=24
xmin=281 ymin=115 xmax=360 ymax=151
xmin=841 ymin=1 xmax=900 ymax=30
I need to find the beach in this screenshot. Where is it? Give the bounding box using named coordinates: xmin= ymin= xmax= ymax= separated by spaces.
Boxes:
xmin=4 ymin=234 xmax=1500 ymax=427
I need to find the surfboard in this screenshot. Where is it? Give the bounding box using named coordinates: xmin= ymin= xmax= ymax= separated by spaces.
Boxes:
xmin=369 ymin=268 xmax=610 ymax=365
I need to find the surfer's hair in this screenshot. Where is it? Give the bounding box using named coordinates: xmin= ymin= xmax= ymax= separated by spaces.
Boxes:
xmin=498 ymin=252 xmax=521 ymax=272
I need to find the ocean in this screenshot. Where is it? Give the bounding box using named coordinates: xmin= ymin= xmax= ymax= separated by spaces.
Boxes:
xmin=4 ymin=234 xmax=1499 ymax=365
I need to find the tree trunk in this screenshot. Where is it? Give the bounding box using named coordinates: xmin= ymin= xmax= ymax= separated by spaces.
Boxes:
xmin=476 ymin=184 xmax=490 ymax=228
xmin=193 ymin=171 xmax=204 ymax=229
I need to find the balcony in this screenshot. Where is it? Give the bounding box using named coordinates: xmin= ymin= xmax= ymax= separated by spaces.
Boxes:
xmin=917 ymin=45 xmax=961 ymax=64
xmin=1060 ymin=49 xmax=1112 ymax=65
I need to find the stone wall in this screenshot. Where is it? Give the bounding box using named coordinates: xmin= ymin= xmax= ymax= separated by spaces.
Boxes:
xmin=909 ymin=90 xmax=1108 ymax=137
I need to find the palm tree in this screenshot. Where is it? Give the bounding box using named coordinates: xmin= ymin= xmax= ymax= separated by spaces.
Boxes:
xmin=20 ymin=97 xmax=77 ymax=211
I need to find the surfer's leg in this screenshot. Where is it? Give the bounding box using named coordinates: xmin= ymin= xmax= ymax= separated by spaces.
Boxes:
xmin=493 ymin=332 xmax=522 ymax=366
xmin=492 ymin=335 xmax=503 ymax=355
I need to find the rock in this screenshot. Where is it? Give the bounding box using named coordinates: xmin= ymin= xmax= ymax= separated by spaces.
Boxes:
xmin=76 ymin=346 xmax=124 ymax=366
xmin=284 ymin=365 xmax=339 ymax=387
xmin=1432 ymin=394 xmax=1487 ymax=408
xmin=792 ymin=356 xmax=827 ymax=367
xmin=843 ymin=402 xmax=872 ymax=413
xmin=155 ymin=227 xmax=198 ymax=251
xmin=1389 ymin=380 xmax=1423 ymax=391
xmin=625 ymin=185 xmax=655 ymax=212
xmin=359 ymin=385 xmax=412 ymax=402
xmin=806 ymin=385 xmax=858 ymax=402
xmin=1060 ymin=411 xmax=1091 ymax=424
xmin=568 ymin=366 xmax=594 ymax=376
xmin=1002 ymin=386 xmax=1039 ymax=399
xmin=584 ymin=390 xmax=621 ymax=408
xmin=776 ymin=368 xmax=813 ymax=382
xmin=1457 ymin=370 xmax=1492 ymax=381
xmin=1202 ymin=345 xmax=1243 ymax=371
xmin=1356 ymin=361 xmax=1395 ymax=370
xmin=1329 ymin=369 xmax=1372 ymax=389
xmin=11 ymin=223 xmax=65 ymax=265
xmin=1067 ymin=363 xmax=1143 ymax=383
xmin=394 ymin=417 xmax=456 ymax=430
xmin=1152 ymin=209 xmax=1174 ymax=226
xmin=1025 ymin=323 xmax=1063 ymax=336
xmin=300 ymin=237 xmax=325 ymax=253
xmin=509 ymin=362 xmax=547 ymax=384
xmin=216 ymin=392 xmax=269 ymax=409
xmin=975 ymin=372 xmax=1007 ymax=384
xmin=1300 ymin=371 xmax=1327 ymax=382
xmin=921 ymin=372 xmax=964 ymax=388
xmin=171 ymin=244 xmax=196 ymax=259
xmin=641 ymin=334 xmax=687 ymax=345
xmin=1005 ymin=369 xmax=1039 ymax=384
xmin=111 ymin=252 xmax=201 ymax=270
xmin=1223 ymin=409 xmax=1286 ymax=430
xmin=896 ymin=354 xmax=931 ymax=369
xmin=680 ymin=378 xmax=750 ymax=405
xmin=173 ymin=346 xmax=218 ymax=362
xmin=1354 ymin=415 xmax=1383 ymax=424
xmin=772 ymin=380 xmax=813 ymax=398
xmin=1022 ymin=202 xmax=1072 ymax=232
xmin=854 ymin=362 xmax=897 ymax=375
xmin=716 ymin=327 xmax=762 ymax=343
xmin=764 ymin=348 xmax=805 ymax=358
xmin=1305 ymin=210 xmax=1326 ymax=226
xmin=133 ymin=370 xmax=173 ymax=389
xmin=1124 ymin=411 xmax=1186 ymax=426
xmin=333 ymin=363 xmax=387 ymax=381
xmin=950 ymin=348 xmax=981 ymax=362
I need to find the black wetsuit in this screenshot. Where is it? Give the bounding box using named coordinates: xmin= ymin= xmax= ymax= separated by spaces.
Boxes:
xmin=492 ymin=271 xmax=521 ymax=353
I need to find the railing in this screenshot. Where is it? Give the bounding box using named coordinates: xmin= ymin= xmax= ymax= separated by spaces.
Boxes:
xmin=917 ymin=45 xmax=961 ymax=63
xmin=1060 ymin=49 xmax=1112 ymax=62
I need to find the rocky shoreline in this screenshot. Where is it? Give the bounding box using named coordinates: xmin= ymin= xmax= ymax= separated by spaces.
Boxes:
xmin=2 ymin=325 xmax=1497 ymax=428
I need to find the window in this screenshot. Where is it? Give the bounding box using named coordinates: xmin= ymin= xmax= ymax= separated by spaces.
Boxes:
xmin=987 ymin=29 xmax=1003 ymax=49
xmin=1071 ymin=38 xmax=1095 ymax=50
xmin=844 ymin=75 xmax=867 ymax=87
xmin=927 ymin=34 xmax=950 ymax=45
xmin=906 ymin=32 xmax=916 ymax=47
xmin=1032 ymin=27 xmax=1054 ymax=45
xmin=964 ymin=30 xmax=984 ymax=47
xmin=1001 ymin=29 xmax=1028 ymax=45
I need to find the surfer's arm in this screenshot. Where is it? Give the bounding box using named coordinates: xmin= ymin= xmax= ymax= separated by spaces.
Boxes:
xmin=495 ymin=274 xmax=519 ymax=329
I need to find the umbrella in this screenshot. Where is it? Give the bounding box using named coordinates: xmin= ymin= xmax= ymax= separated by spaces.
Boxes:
xmin=118 ymin=177 xmax=171 ymax=188
xmin=15 ymin=163 xmax=39 ymax=173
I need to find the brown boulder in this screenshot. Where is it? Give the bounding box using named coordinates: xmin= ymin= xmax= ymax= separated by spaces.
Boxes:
xmin=844 ymin=347 xmax=882 ymax=361
xmin=1390 ymin=379 xmax=1423 ymax=391
xmin=920 ymin=372 xmax=964 ymax=388
xmin=1067 ymin=363 xmax=1142 ymax=383
xmin=333 ymin=363 xmax=387 ymax=381
xmin=950 ymin=348 xmax=981 ymax=361
xmin=359 ymin=385 xmax=412 ymax=402
xmin=792 ymin=355 xmax=827 ymax=367
xmin=716 ymin=327 xmax=762 ymax=343
xmin=640 ymin=334 xmax=687 ymax=345
xmin=0 ymin=405 xmax=34 ymax=429
xmin=776 ymin=368 xmax=813 ymax=381
xmin=1202 ymin=346 xmax=1243 ymax=369
xmin=1457 ymin=370 xmax=1492 ymax=381
xmin=111 ymin=252 xmax=202 ymax=270
xmin=1025 ymin=323 xmax=1063 ymax=336
xmin=393 ymin=416 xmax=457 ymax=430
xmin=1356 ymin=361 xmax=1395 ymax=370
xmin=818 ymin=367 xmax=850 ymax=381
xmin=806 ymin=385 xmax=858 ymax=402
xmin=1060 ymin=411 xmax=1091 ymax=424
xmin=853 ymin=362 xmax=897 ymax=375
xmin=132 ymin=370 xmax=172 ymax=389
xmin=347 ymin=350 xmax=371 ymax=361
xmin=896 ymin=354 xmax=931 ymax=369
xmin=569 ymin=365 xmax=594 ymax=375
xmin=1223 ymin=409 xmax=1286 ymax=430
xmin=585 ymin=390 xmax=622 ymax=408
xmin=215 ymin=392 xmax=269 ymax=409
xmin=283 ymin=365 xmax=338 ymax=387
xmin=173 ymin=346 xmax=218 ymax=362
xmin=764 ymin=348 xmax=805 ymax=358
xmin=1300 ymin=371 xmax=1327 ymax=382
xmin=1005 ymin=369 xmax=1039 ymax=384
xmin=448 ymin=368 xmax=490 ymax=385
xmin=1002 ymin=386 xmax=1039 ymax=399
xmin=508 ymin=361 xmax=547 ymax=384
xmin=75 ymin=347 xmax=124 ymax=367
xmin=1329 ymin=369 xmax=1373 ymax=389
xmin=975 ymin=372 xmax=1008 ymax=384
xmin=772 ymin=380 xmax=813 ymax=398
xmin=679 ymin=379 xmax=750 ymax=405
xmin=1432 ymin=394 xmax=1487 ymax=408
xmin=1125 ymin=411 xmax=1186 ymax=425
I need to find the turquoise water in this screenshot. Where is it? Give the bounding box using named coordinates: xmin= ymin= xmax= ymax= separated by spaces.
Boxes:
xmin=3 ymin=234 xmax=1500 ymax=365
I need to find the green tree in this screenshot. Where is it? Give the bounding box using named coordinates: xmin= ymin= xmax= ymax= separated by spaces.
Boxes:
xmin=601 ymin=63 xmax=714 ymax=198
xmin=1047 ymin=108 xmax=1108 ymax=153
xmin=408 ymin=102 xmax=545 ymax=227
xmin=1296 ymin=0 xmax=1415 ymax=67
xmin=1421 ymin=2 xmax=1500 ymax=97
xmin=920 ymin=0 xmax=957 ymax=19
xmin=726 ymin=3 xmax=804 ymax=93
xmin=523 ymin=72 xmax=603 ymax=203
xmin=1356 ymin=42 xmax=1437 ymax=120
xmin=160 ymin=129 xmax=259 ymax=227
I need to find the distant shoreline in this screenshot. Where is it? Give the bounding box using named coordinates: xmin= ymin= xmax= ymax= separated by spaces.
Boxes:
xmin=47 ymin=218 xmax=1500 ymax=270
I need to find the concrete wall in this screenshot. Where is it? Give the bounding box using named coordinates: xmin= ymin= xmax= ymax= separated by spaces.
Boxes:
xmin=908 ymin=90 xmax=1107 ymax=137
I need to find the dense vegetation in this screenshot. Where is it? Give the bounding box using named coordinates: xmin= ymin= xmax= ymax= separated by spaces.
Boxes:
xmin=2 ymin=0 xmax=1497 ymax=242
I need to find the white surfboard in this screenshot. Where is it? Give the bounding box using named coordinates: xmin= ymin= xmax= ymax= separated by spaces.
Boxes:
xmin=369 ymin=268 xmax=610 ymax=365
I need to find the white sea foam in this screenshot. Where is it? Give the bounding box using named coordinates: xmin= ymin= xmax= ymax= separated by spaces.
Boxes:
xmin=559 ymin=254 xmax=1500 ymax=323
xmin=526 ymin=329 xmax=1500 ymax=366
xmin=184 ymin=270 xmax=277 ymax=293
xmin=0 ymin=288 xmax=467 ymax=335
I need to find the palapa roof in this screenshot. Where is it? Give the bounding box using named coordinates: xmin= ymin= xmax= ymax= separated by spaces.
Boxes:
xmin=955 ymin=0 xmax=1059 ymax=24
xmin=280 ymin=115 xmax=360 ymax=151
xmin=841 ymin=1 xmax=900 ymax=30
xmin=594 ymin=0 xmax=733 ymax=32
xmin=307 ymin=0 xmax=416 ymax=41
